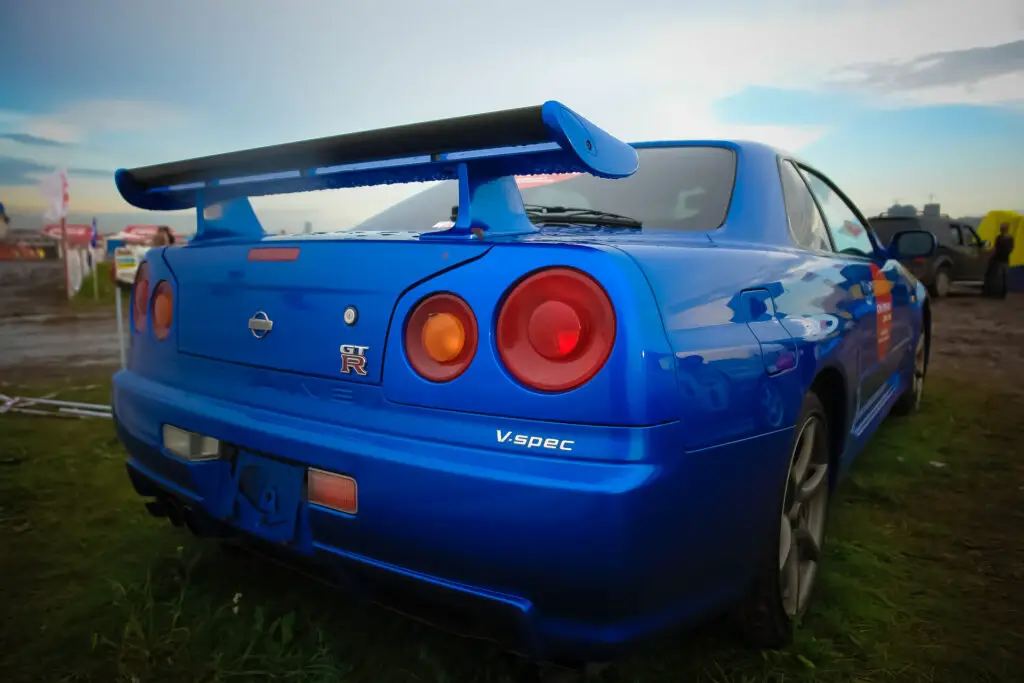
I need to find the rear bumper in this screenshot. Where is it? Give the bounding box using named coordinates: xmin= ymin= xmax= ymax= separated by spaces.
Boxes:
xmin=113 ymin=369 xmax=792 ymax=662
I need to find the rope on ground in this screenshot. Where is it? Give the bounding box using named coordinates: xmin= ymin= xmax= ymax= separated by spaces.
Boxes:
xmin=0 ymin=392 xmax=112 ymax=419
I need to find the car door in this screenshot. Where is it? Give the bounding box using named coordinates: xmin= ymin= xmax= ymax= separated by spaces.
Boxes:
xmin=795 ymin=164 xmax=912 ymax=418
xmin=959 ymin=224 xmax=989 ymax=280
xmin=946 ymin=223 xmax=976 ymax=281
xmin=776 ymin=159 xmax=876 ymax=419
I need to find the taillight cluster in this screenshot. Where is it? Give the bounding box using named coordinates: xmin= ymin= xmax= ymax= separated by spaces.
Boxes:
xmin=403 ymin=267 xmax=616 ymax=393
xmin=132 ymin=261 xmax=174 ymax=340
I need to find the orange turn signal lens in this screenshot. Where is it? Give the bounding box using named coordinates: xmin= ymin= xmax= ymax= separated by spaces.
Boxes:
xmin=308 ymin=468 xmax=358 ymax=515
xmin=422 ymin=312 xmax=465 ymax=363
xmin=151 ymin=280 xmax=173 ymax=340
xmin=404 ymin=293 xmax=478 ymax=383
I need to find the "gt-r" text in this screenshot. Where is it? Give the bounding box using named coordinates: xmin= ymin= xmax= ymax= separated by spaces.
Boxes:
xmin=340 ymin=344 xmax=370 ymax=376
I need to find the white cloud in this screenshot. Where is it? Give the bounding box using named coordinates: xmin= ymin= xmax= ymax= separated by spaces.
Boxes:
xmin=874 ymin=72 xmax=1024 ymax=108
xmin=20 ymin=118 xmax=81 ymax=144
xmin=0 ymin=99 xmax=190 ymax=145
xmin=60 ymin=99 xmax=190 ymax=133
xmin=0 ymin=176 xmax=122 ymax=213
xmin=5 ymin=0 xmax=1023 ymax=218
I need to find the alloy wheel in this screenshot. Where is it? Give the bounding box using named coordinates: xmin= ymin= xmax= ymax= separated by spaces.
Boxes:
xmin=912 ymin=334 xmax=926 ymax=408
xmin=778 ymin=414 xmax=829 ymax=618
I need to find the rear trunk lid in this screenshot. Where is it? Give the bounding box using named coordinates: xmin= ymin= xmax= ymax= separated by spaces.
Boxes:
xmin=162 ymin=236 xmax=489 ymax=383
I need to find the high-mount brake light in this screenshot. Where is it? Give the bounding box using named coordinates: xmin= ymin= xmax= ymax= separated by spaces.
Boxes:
xmin=132 ymin=262 xmax=150 ymax=334
xmin=248 ymin=246 xmax=300 ymax=262
xmin=496 ymin=268 xmax=616 ymax=393
xmin=151 ymin=280 xmax=174 ymax=340
xmin=405 ymin=293 xmax=478 ymax=382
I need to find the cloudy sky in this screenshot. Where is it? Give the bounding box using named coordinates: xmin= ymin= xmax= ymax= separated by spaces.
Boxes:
xmin=1 ymin=0 xmax=1022 ymax=232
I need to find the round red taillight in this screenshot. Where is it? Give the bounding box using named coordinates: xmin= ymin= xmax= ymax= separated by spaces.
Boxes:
xmin=497 ymin=268 xmax=616 ymax=393
xmin=405 ymin=293 xmax=478 ymax=382
xmin=132 ymin=262 xmax=150 ymax=334
xmin=151 ymin=280 xmax=173 ymax=340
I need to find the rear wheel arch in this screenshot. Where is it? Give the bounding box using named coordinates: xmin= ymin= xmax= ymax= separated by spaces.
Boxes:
xmin=934 ymin=255 xmax=955 ymax=275
xmin=807 ymin=366 xmax=847 ymax=488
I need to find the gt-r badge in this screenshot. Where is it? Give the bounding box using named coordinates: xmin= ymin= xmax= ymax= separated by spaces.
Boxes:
xmin=340 ymin=344 xmax=370 ymax=375
xmin=496 ymin=429 xmax=575 ymax=452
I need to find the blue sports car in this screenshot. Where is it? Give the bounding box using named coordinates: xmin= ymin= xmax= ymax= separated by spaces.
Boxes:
xmin=112 ymin=101 xmax=936 ymax=668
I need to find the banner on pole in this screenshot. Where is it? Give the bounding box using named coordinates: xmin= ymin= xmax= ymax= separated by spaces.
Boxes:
xmin=40 ymin=169 xmax=69 ymax=222
xmin=67 ymin=248 xmax=85 ymax=296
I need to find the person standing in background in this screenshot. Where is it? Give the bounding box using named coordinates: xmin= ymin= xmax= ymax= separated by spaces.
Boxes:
xmin=0 ymin=201 xmax=9 ymax=241
xmin=984 ymin=223 xmax=1015 ymax=298
xmin=151 ymin=226 xmax=175 ymax=246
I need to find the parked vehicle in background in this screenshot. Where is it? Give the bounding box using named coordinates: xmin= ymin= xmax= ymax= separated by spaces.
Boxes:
xmin=113 ymin=245 xmax=152 ymax=290
xmin=871 ymin=215 xmax=991 ymax=297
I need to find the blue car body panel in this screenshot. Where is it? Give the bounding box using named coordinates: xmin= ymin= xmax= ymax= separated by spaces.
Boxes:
xmin=111 ymin=105 xmax=929 ymax=663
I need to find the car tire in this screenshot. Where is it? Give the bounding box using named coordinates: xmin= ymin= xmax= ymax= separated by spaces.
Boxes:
xmin=733 ymin=392 xmax=832 ymax=649
xmin=929 ymin=266 xmax=952 ymax=298
xmin=891 ymin=330 xmax=927 ymax=416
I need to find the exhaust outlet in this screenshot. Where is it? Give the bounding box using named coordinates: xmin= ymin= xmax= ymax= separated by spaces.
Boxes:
xmin=164 ymin=498 xmax=185 ymax=527
xmin=182 ymin=507 xmax=203 ymax=536
xmin=144 ymin=500 xmax=169 ymax=518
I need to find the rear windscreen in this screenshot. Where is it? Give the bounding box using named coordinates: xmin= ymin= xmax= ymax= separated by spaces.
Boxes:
xmin=354 ymin=146 xmax=738 ymax=232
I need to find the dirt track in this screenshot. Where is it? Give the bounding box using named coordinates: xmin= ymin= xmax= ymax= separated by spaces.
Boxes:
xmin=929 ymin=292 xmax=1024 ymax=388
xmin=0 ymin=261 xmax=124 ymax=382
xmin=1 ymin=259 xmax=1022 ymax=385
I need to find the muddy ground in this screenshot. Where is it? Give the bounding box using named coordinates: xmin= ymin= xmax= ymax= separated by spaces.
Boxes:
xmin=2 ymin=259 xmax=1023 ymax=386
xmin=0 ymin=261 xmax=124 ymax=382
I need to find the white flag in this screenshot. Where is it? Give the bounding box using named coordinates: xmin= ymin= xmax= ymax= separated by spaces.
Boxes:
xmin=40 ymin=169 xmax=69 ymax=222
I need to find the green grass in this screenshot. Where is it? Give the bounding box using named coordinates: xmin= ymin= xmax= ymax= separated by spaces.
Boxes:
xmin=1 ymin=377 xmax=1021 ymax=682
xmin=71 ymin=262 xmax=129 ymax=310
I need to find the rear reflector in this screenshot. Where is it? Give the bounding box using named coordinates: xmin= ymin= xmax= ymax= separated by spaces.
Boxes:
xmin=162 ymin=425 xmax=220 ymax=461
xmin=308 ymin=468 xmax=358 ymax=515
xmin=248 ymin=247 xmax=300 ymax=262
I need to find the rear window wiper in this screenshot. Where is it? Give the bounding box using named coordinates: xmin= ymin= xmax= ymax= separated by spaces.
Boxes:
xmin=524 ymin=204 xmax=642 ymax=228
xmin=447 ymin=204 xmax=642 ymax=228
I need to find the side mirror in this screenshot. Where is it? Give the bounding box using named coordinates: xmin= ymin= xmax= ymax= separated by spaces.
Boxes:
xmin=888 ymin=229 xmax=937 ymax=261
xmin=981 ymin=240 xmax=992 ymax=249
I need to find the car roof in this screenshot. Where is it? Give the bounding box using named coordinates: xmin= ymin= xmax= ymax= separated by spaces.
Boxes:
xmin=873 ymin=216 xmax=956 ymax=228
xmin=630 ymin=139 xmax=789 ymax=157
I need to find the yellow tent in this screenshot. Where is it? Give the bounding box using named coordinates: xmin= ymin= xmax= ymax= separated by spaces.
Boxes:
xmin=978 ymin=210 xmax=1024 ymax=268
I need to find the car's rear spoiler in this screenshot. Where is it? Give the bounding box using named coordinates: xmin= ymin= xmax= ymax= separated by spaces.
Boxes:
xmin=115 ymin=100 xmax=638 ymax=241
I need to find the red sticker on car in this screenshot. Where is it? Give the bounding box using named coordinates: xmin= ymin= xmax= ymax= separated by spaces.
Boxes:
xmin=871 ymin=264 xmax=892 ymax=360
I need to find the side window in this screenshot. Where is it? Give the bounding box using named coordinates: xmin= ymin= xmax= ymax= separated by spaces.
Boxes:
xmin=962 ymin=225 xmax=982 ymax=246
xmin=779 ymin=160 xmax=831 ymax=252
xmin=949 ymin=225 xmax=964 ymax=245
xmin=798 ymin=167 xmax=875 ymax=257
